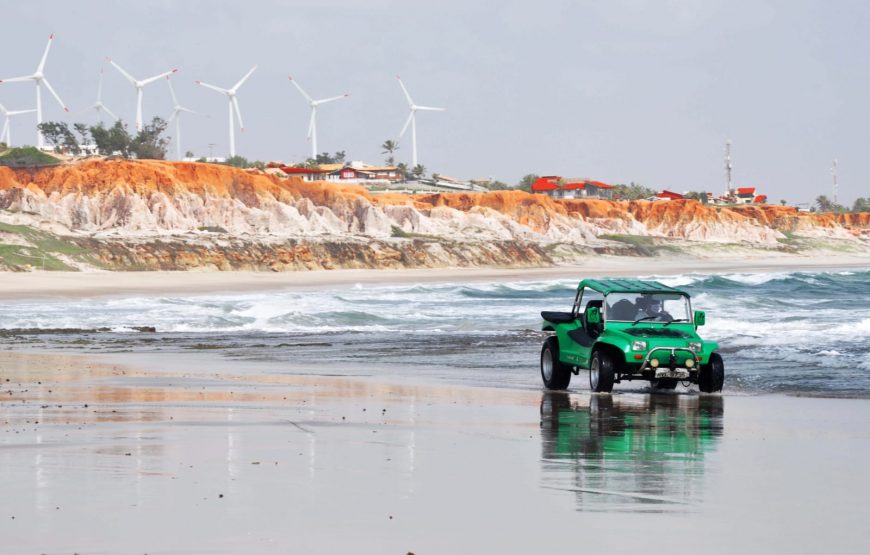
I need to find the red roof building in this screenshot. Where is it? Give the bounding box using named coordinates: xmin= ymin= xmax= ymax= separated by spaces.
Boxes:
xmin=655 ymin=190 xmax=685 ymax=201
xmin=265 ymin=164 xmax=327 ymax=182
xmin=531 ymin=176 xmax=561 ymax=192
xmin=531 ymin=176 xmax=614 ymax=199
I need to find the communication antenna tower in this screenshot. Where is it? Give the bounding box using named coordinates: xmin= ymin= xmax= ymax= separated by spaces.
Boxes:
xmin=724 ymin=139 xmax=733 ymax=196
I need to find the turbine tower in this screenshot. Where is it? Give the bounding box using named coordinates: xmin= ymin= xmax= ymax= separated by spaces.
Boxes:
xmin=396 ymin=76 xmax=445 ymax=169
xmin=0 ymin=33 xmax=69 ymax=148
xmin=89 ymin=67 xmax=119 ymax=123
xmin=106 ymin=57 xmax=177 ymax=131
xmin=831 ymin=159 xmax=838 ymax=206
xmin=166 ymin=76 xmax=201 ymax=160
xmin=0 ymin=104 xmax=37 ymax=147
xmin=195 ymin=66 xmax=256 ymax=158
xmin=288 ymin=75 xmax=348 ymax=160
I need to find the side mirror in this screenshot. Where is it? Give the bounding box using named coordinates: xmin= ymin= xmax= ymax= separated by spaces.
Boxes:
xmin=587 ymin=306 xmax=601 ymax=325
xmin=694 ymin=310 xmax=706 ymax=327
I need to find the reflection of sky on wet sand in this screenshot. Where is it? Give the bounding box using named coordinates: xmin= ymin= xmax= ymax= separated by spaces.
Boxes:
xmin=3 ymin=351 xmax=870 ymax=553
xmin=540 ymin=393 xmax=724 ymax=512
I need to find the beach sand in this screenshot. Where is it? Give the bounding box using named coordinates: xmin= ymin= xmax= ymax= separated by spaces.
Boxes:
xmin=2 ymin=252 xmax=870 ymax=299
xmin=1 ymin=350 xmax=868 ymax=554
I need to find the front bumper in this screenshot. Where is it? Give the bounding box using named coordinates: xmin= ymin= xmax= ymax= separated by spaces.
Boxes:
xmin=638 ymin=346 xmax=700 ymax=379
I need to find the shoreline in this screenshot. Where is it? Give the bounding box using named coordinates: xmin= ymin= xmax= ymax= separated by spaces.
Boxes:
xmin=1 ymin=253 xmax=868 ymax=300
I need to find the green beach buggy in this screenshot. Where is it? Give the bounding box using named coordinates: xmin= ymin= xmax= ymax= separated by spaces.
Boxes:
xmin=540 ymin=279 xmax=724 ymax=393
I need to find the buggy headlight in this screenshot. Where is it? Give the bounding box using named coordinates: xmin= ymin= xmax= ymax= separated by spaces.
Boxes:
xmin=689 ymin=342 xmax=702 ymax=353
xmin=632 ymin=340 xmax=647 ymax=351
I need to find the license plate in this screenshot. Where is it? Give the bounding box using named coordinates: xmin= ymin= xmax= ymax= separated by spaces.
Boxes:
xmin=655 ymin=369 xmax=689 ymax=379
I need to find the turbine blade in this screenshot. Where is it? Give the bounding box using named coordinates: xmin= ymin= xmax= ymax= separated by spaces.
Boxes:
xmin=396 ymin=75 xmax=414 ymax=107
xmin=8 ymin=109 xmax=37 ymax=116
xmin=0 ymin=75 xmax=36 ymax=83
xmin=196 ymin=81 xmax=229 ymax=95
xmin=231 ymin=96 xmax=244 ymax=130
xmin=166 ymin=77 xmax=180 ymax=105
xmin=232 ymin=65 xmax=257 ymax=91
xmin=141 ymin=69 xmax=177 ymax=87
xmin=103 ymin=105 xmax=119 ymax=121
xmin=0 ymin=103 xmax=7 ymax=115
xmin=108 ymin=59 xmax=138 ymax=85
xmin=415 ymin=105 xmax=446 ymax=112
xmin=314 ymin=94 xmax=349 ymax=106
xmin=179 ymin=107 xmax=202 ymax=115
xmin=288 ymin=76 xmax=313 ymax=103
xmin=168 ymin=108 xmax=180 ymax=123
xmin=37 ymin=33 xmax=54 ymax=74
xmin=41 ymin=78 xmax=69 ymax=112
xmin=1 ymin=119 xmax=8 ymax=143
xmin=398 ymin=111 xmax=414 ymax=138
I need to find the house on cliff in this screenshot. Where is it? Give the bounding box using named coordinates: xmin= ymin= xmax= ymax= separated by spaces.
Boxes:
xmin=707 ymin=187 xmax=768 ymax=205
xmin=319 ymin=162 xmax=403 ymax=183
xmin=653 ymin=190 xmax=685 ymax=201
xmin=735 ymin=187 xmax=767 ymax=204
xmin=531 ymin=176 xmax=614 ymax=199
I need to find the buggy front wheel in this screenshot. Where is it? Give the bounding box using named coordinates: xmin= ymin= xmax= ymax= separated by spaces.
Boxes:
xmin=589 ymin=350 xmax=615 ymax=393
xmin=699 ymin=352 xmax=725 ymax=393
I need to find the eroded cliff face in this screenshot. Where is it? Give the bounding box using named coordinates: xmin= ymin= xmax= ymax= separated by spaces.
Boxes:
xmin=0 ymin=160 xmax=866 ymax=271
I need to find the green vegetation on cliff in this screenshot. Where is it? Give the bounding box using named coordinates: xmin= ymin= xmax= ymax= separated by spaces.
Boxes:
xmin=0 ymin=221 xmax=95 ymax=271
xmin=0 ymin=147 xmax=62 ymax=167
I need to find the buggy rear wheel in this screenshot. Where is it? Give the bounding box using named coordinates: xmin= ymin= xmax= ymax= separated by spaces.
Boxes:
xmin=541 ymin=337 xmax=572 ymax=390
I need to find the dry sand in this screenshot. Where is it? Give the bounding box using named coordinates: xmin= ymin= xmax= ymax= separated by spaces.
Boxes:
xmin=2 ymin=252 xmax=870 ymax=299
xmin=1 ymin=350 xmax=869 ymax=554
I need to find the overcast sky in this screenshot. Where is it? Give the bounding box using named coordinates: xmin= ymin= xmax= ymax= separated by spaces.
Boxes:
xmin=1 ymin=0 xmax=868 ymax=204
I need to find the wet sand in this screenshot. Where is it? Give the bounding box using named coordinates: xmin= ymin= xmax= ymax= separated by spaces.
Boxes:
xmin=1 ymin=350 xmax=869 ymax=554
xmin=2 ymin=253 xmax=869 ymax=299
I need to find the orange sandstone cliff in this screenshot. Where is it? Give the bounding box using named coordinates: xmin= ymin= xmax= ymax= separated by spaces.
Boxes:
xmin=0 ymin=160 xmax=867 ymax=271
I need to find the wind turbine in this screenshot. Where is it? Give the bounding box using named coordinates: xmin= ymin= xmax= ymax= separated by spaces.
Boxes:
xmin=396 ymin=75 xmax=445 ymax=169
xmin=106 ymin=57 xmax=177 ymax=131
xmin=0 ymin=104 xmax=37 ymax=147
xmin=195 ymin=66 xmax=256 ymax=158
xmin=87 ymin=67 xmax=119 ymax=123
xmin=288 ymin=75 xmax=348 ymax=160
xmin=0 ymin=33 xmax=69 ymax=148
xmin=166 ymin=76 xmax=201 ymax=160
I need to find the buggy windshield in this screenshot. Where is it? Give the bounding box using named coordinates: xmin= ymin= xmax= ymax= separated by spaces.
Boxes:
xmin=605 ymin=292 xmax=691 ymax=323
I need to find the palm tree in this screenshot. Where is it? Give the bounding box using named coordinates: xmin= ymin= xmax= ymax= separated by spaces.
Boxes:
xmin=381 ymin=140 xmax=398 ymax=166
xmin=412 ymin=164 xmax=426 ymax=179
xmin=396 ymin=162 xmax=409 ymax=182
xmin=431 ymin=172 xmax=441 ymax=183
xmin=815 ymin=195 xmax=833 ymax=212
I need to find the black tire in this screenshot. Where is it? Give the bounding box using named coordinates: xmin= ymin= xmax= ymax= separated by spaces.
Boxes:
xmin=541 ymin=337 xmax=572 ymax=390
xmin=652 ymin=378 xmax=679 ymax=390
xmin=589 ymin=349 xmax=615 ymax=393
xmin=699 ymin=352 xmax=725 ymax=393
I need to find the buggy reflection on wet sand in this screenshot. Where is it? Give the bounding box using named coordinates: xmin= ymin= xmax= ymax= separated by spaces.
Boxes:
xmin=540 ymin=392 xmax=725 ymax=511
